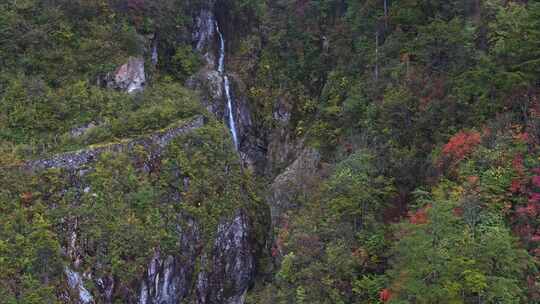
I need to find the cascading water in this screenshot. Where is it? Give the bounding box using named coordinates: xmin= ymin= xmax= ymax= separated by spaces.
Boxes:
xmin=215 ymin=21 xmax=239 ymax=149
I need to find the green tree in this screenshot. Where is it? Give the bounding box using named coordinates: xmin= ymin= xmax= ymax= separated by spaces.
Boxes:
xmin=387 ymin=189 xmax=531 ymax=303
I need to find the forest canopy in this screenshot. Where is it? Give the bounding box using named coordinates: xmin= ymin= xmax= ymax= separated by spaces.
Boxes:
xmin=0 ymin=0 xmax=539 ymax=303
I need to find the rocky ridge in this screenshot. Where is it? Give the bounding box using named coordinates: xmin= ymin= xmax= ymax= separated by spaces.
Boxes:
xmin=25 ymin=115 xmax=205 ymax=171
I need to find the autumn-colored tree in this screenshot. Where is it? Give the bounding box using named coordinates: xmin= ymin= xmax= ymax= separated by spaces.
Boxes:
xmin=441 ymin=130 xmax=482 ymax=163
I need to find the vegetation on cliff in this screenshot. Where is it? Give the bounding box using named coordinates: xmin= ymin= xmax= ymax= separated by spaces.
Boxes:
xmin=0 ymin=0 xmax=539 ymax=303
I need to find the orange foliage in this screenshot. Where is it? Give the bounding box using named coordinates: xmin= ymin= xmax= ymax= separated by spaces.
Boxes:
xmin=467 ymin=175 xmax=479 ymax=185
xmin=20 ymin=192 xmax=33 ymax=204
xmin=441 ymin=131 xmax=481 ymax=162
xmin=512 ymin=154 xmax=525 ymax=175
xmin=379 ymin=288 xmax=392 ymax=302
xmin=530 ymin=193 xmax=540 ymax=203
xmin=517 ymin=202 xmax=538 ymax=218
xmin=510 ymin=179 xmax=523 ymax=193
xmin=408 ymin=207 xmax=428 ymax=225
xmin=516 ymin=132 xmax=530 ymax=143
xmin=453 ymin=207 xmax=464 ymax=217
xmin=532 ymin=175 xmax=540 ymax=188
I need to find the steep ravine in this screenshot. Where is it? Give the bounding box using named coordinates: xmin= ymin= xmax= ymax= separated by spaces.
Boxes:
xmin=11 ymin=3 xmax=305 ymax=304
xmin=28 ymin=5 xmax=271 ymax=299
xmin=188 ymin=0 xmax=321 ymax=266
xmin=187 ymin=5 xmax=266 ymax=173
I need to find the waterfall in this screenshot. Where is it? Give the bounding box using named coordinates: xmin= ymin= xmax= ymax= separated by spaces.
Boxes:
xmin=215 ymin=21 xmax=239 ymax=149
xmin=151 ymin=41 xmax=158 ymax=66
xmin=216 ymin=21 xmax=225 ymax=74
xmin=223 ymin=76 xmax=239 ymax=149
xmin=65 ymin=267 xmax=93 ymax=304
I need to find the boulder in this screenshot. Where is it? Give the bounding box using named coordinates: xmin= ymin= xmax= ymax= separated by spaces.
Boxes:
xmin=108 ymin=57 xmax=146 ymax=93
xmin=268 ymin=148 xmax=321 ymax=227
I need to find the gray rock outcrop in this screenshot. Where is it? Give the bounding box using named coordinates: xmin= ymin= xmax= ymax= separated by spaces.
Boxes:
xmin=26 ymin=116 xmax=204 ymax=171
xmin=268 ymin=148 xmax=321 ymax=227
xmin=138 ymin=211 xmax=254 ymax=304
xmin=108 ymin=57 xmax=146 ymax=93
xmin=21 ymin=113 xmax=259 ymax=304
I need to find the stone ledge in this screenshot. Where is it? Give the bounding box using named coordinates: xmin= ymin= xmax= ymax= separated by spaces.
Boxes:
xmin=24 ymin=115 xmax=205 ymax=171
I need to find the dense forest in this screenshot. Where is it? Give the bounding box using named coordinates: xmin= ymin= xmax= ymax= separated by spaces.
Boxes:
xmin=0 ymin=0 xmax=539 ymax=303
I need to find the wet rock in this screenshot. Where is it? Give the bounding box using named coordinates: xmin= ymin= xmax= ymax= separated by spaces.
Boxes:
xmin=96 ymin=275 xmax=115 ymax=303
xmin=193 ymin=9 xmax=217 ymax=67
xmin=27 ymin=113 xmax=258 ymax=304
xmin=272 ymin=98 xmax=292 ymax=124
xmin=187 ymin=69 xmax=225 ymax=115
xmin=187 ymin=68 xmax=266 ymax=171
xmin=65 ymin=267 xmax=94 ymax=304
xmin=151 ymin=34 xmax=159 ymax=66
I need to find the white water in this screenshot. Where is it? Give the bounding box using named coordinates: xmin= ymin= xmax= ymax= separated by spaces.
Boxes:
xmin=65 ymin=267 xmax=93 ymax=304
xmin=151 ymin=42 xmax=158 ymax=66
xmin=215 ymin=21 xmax=239 ymax=149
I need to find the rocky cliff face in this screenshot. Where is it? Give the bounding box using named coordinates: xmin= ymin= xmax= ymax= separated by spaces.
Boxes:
xmin=186 ymin=1 xmax=317 ymax=268
xmin=139 ymin=212 xmax=254 ymax=304
xmin=106 ymin=57 xmax=146 ymax=93
xmin=187 ymin=5 xmax=266 ymax=173
xmin=194 ymin=8 xmax=217 ymax=67
xmin=61 ymin=207 xmax=257 ymax=304
xmin=195 ymin=212 xmax=255 ymax=304
xmin=267 ymin=148 xmax=321 ymax=228
xmin=19 ymin=114 xmax=261 ymax=304
xmin=18 ymin=3 xmax=305 ymax=303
